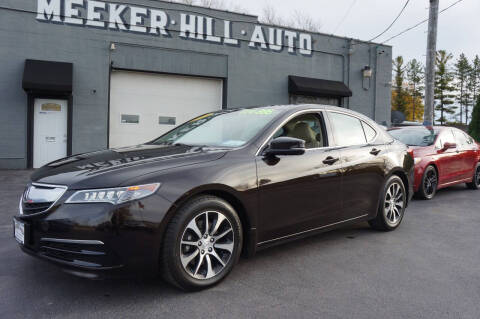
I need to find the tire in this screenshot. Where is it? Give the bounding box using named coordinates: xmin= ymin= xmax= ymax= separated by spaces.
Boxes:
xmin=161 ymin=195 xmax=243 ymax=291
xmin=466 ymin=163 xmax=480 ymax=190
xmin=417 ymin=165 xmax=438 ymax=200
xmin=369 ymin=175 xmax=407 ymax=231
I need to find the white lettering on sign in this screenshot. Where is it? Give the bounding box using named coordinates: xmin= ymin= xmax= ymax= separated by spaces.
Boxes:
xmin=223 ymin=20 xmax=238 ymax=46
xmin=284 ymin=31 xmax=297 ymax=53
xmin=130 ymin=6 xmax=148 ymax=33
xmin=64 ymin=0 xmax=83 ymax=25
xmin=36 ymin=0 xmax=313 ymax=56
xmin=299 ymin=33 xmax=313 ymax=55
xmin=108 ymin=3 xmax=127 ymax=31
xmin=37 ymin=0 xmax=61 ymax=22
xmin=86 ymin=0 xmax=105 ymax=28
xmin=268 ymin=28 xmax=283 ymax=52
xmin=150 ymin=10 xmax=169 ymax=36
xmin=179 ymin=13 xmax=195 ymax=39
xmin=249 ymin=26 xmax=267 ymax=49
xmin=205 ymin=17 xmax=221 ymax=43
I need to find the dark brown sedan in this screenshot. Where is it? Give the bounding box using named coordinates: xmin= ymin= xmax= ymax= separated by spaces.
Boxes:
xmin=14 ymin=105 xmax=414 ymax=291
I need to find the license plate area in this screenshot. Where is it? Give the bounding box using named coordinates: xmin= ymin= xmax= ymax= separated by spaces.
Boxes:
xmin=14 ymin=219 xmax=25 ymax=245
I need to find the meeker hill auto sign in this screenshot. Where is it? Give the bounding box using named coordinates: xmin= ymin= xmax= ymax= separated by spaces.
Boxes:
xmin=36 ymin=0 xmax=314 ymax=56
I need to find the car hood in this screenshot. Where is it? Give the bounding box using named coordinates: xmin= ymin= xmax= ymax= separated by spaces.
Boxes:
xmin=31 ymin=144 xmax=227 ymax=189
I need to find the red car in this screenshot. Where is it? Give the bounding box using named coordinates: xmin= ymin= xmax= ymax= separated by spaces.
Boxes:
xmin=389 ymin=126 xmax=480 ymax=199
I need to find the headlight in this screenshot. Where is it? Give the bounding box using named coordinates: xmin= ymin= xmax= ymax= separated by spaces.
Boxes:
xmin=66 ymin=183 xmax=161 ymax=204
xmin=414 ymin=158 xmax=422 ymax=165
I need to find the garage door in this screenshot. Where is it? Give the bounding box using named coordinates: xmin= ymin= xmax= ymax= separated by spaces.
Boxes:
xmin=109 ymin=70 xmax=223 ymax=148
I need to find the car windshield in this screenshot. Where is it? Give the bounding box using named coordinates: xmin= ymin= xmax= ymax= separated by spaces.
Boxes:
xmin=150 ymin=108 xmax=280 ymax=148
xmin=388 ymin=127 xmax=439 ymax=146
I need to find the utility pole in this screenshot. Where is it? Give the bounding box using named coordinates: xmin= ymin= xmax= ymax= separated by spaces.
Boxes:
xmin=424 ymin=0 xmax=439 ymax=126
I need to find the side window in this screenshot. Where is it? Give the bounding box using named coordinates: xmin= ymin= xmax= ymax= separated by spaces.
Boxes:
xmin=272 ymin=113 xmax=325 ymax=149
xmin=361 ymin=121 xmax=377 ymax=143
xmin=453 ymin=129 xmax=468 ymax=146
xmin=328 ymin=112 xmax=367 ymax=147
xmin=465 ymin=133 xmax=474 ymax=145
xmin=435 ymin=136 xmax=442 ymax=149
xmin=441 ymin=130 xmax=456 ymax=148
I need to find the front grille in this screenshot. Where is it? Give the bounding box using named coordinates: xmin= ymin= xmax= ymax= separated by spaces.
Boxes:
xmin=22 ymin=201 xmax=54 ymax=215
xmin=20 ymin=183 xmax=67 ymax=215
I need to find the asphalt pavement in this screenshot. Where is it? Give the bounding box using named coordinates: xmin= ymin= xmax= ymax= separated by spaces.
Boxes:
xmin=1 ymin=170 xmax=479 ymax=319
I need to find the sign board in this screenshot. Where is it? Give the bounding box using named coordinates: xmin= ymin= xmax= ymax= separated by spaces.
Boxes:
xmin=36 ymin=0 xmax=313 ymax=56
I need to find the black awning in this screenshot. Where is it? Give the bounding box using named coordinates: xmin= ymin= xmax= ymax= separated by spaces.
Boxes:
xmin=22 ymin=59 xmax=73 ymax=93
xmin=288 ymin=76 xmax=352 ymax=98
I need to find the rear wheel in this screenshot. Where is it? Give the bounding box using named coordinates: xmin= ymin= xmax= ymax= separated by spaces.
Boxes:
xmin=161 ymin=196 xmax=242 ymax=291
xmin=417 ymin=165 xmax=437 ymax=200
xmin=466 ymin=163 xmax=480 ymax=190
xmin=369 ymin=175 xmax=406 ymax=231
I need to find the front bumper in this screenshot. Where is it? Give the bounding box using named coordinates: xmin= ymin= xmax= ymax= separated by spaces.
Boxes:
xmin=408 ymin=165 xmax=415 ymax=204
xmin=413 ymin=164 xmax=424 ymax=193
xmin=14 ymin=192 xmax=173 ymax=278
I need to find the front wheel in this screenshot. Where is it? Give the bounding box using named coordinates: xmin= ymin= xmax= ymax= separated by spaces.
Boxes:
xmin=369 ymin=175 xmax=407 ymax=231
xmin=466 ymin=163 xmax=480 ymax=190
xmin=417 ymin=165 xmax=438 ymax=200
xmin=161 ymin=196 xmax=243 ymax=291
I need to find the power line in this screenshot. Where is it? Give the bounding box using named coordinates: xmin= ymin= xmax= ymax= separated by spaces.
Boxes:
xmin=381 ymin=0 xmax=466 ymax=44
xmin=368 ymin=0 xmax=410 ymax=42
xmin=331 ymin=0 xmax=357 ymax=35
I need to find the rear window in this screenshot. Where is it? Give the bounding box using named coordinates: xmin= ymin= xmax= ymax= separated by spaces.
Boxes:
xmin=362 ymin=122 xmax=377 ymax=142
xmin=389 ymin=128 xmax=439 ymax=146
xmin=328 ymin=112 xmax=367 ymax=146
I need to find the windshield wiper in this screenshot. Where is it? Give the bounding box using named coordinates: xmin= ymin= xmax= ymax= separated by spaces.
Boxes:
xmin=173 ymin=143 xmax=213 ymax=149
xmin=172 ymin=143 xmax=193 ymax=147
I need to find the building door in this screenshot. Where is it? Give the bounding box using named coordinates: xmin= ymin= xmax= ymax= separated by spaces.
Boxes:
xmin=33 ymin=99 xmax=68 ymax=168
xmin=109 ymin=70 xmax=223 ymax=148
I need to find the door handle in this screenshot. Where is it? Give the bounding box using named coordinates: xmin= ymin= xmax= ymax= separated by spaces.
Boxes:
xmin=323 ymin=156 xmax=339 ymax=165
xmin=370 ymin=148 xmax=381 ymax=156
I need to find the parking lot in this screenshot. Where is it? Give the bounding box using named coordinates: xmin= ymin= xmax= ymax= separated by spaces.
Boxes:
xmin=1 ymin=170 xmax=479 ymax=319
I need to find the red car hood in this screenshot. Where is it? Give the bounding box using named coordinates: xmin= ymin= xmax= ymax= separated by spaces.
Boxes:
xmin=407 ymin=145 xmax=435 ymax=158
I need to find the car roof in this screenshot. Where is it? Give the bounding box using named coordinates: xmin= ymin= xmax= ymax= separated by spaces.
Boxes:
xmin=226 ymin=104 xmax=381 ymax=129
xmin=389 ymin=125 xmax=449 ymax=131
xmin=242 ymin=104 xmax=371 ymax=118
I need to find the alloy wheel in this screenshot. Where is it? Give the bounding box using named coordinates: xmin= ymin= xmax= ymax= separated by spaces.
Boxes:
xmin=384 ymin=182 xmax=405 ymax=226
xmin=180 ymin=211 xmax=234 ymax=280
xmin=424 ymin=169 xmax=437 ymax=197
xmin=476 ymin=167 xmax=480 ymax=186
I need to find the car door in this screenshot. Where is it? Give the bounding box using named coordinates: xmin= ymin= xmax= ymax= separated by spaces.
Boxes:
xmin=453 ymin=129 xmax=477 ymax=180
xmin=436 ymin=129 xmax=463 ymax=184
xmin=256 ymin=111 xmax=342 ymax=243
xmin=326 ymin=111 xmax=386 ymax=220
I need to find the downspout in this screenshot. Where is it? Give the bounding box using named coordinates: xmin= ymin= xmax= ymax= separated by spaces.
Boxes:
xmin=346 ymin=39 xmax=352 ymax=109
xmin=373 ymin=45 xmax=378 ymax=122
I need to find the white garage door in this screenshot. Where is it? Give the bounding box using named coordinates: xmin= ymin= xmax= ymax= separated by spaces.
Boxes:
xmin=109 ymin=70 xmax=223 ymax=148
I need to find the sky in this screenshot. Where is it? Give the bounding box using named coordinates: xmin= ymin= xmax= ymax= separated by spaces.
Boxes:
xmin=225 ymin=0 xmax=479 ymax=64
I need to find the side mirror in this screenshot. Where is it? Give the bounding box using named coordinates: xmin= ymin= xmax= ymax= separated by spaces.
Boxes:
xmin=265 ymin=137 xmax=306 ymax=156
xmin=442 ymin=142 xmax=457 ymax=151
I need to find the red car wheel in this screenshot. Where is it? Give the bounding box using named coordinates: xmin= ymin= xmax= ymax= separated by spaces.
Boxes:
xmin=467 ymin=163 xmax=480 ymax=190
xmin=418 ymin=165 xmax=437 ymax=200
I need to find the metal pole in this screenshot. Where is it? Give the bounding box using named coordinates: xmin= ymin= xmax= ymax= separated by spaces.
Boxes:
xmin=424 ymin=0 xmax=439 ymax=126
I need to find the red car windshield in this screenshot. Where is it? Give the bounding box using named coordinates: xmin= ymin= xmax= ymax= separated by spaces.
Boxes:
xmin=389 ymin=127 xmax=439 ymax=147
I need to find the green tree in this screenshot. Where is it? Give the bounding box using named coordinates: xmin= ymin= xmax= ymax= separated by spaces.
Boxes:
xmin=434 ymin=50 xmax=457 ymax=125
xmin=468 ymin=55 xmax=480 ymax=122
xmin=392 ymin=56 xmax=409 ymax=115
xmin=454 ymin=53 xmax=471 ymax=124
xmin=406 ymin=59 xmax=424 ymax=121
xmin=468 ymin=97 xmax=480 ymax=141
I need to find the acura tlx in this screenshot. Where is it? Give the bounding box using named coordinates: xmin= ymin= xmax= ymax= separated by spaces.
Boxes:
xmin=14 ymin=105 xmax=414 ymax=291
